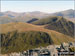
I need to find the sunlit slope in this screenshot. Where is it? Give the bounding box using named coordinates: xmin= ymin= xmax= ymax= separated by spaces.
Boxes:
xmin=0 ymin=22 xmax=74 ymax=44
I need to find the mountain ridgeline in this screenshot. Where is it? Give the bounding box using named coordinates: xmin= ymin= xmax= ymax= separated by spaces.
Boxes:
xmin=1 ymin=31 xmax=53 ymax=54
xmin=0 ymin=9 xmax=75 ymax=24
xmin=31 ymin=16 xmax=74 ymax=37
xmin=51 ymin=9 xmax=75 ymax=18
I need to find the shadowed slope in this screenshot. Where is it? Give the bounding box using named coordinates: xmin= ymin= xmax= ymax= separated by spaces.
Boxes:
xmin=32 ymin=16 xmax=74 ymax=37
xmin=1 ymin=31 xmax=53 ymax=54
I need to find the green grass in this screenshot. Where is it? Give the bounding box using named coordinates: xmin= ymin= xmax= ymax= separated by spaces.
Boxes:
xmin=1 ymin=31 xmax=53 ymax=54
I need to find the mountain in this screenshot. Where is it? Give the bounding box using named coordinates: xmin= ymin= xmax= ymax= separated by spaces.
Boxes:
xmin=0 ymin=22 xmax=74 ymax=44
xmin=0 ymin=22 xmax=74 ymax=54
xmin=0 ymin=9 xmax=75 ymax=54
xmin=51 ymin=9 xmax=75 ymax=19
xmin=0 ymin=11 xmax=49 ymax=24
xmin=0 ymin=11 xmax=49 ymax=19
xmin=0 ymin=9 xmax=74 ymax=18
xmin=0 ymin=11 xmax=19 ymax=17
xmin=0 ymin=9 xmax=74 ymax=24
xmin=31 ymin=16 xmax=74 ymax=37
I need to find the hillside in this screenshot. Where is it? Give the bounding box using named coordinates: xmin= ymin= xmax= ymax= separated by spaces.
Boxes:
xmin=0 ymin=16 xmax=17 ymax=24
xmin=1 ymin=31 xmax=53 ymax=54
xmin=0 ymin=22 xmax=74 ymax=44
xmin=32 ymin=16 xmax=74 ymax=37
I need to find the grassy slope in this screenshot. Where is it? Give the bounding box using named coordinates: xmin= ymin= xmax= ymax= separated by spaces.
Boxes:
xmin=31 ymin=16 xmax=74 ymax=37
xmin=1 ymin=31 xmax=53 ymax=54
xmin=0 ymin=22 xmax=74 ymax=45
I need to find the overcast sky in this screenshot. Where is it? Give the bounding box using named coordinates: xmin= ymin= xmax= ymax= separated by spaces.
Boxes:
xmin=1 ymin=1 xmax=74 ymax=13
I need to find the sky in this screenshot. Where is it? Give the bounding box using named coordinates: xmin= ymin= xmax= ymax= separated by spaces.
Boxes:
xmin=1 ymin=1 xmax=74 ymax=13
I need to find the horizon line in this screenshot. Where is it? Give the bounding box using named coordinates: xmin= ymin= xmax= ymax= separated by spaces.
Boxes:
xmin=1 ymin=9 xmax=74 ymax=14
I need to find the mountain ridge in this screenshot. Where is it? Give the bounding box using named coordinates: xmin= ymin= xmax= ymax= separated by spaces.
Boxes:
xmin=0 ymin=22 xmax=74 ymax=44
xmin=31 ymin=16 xmax=74 ymax=37
xmin=0 ymin=9 xmax=75 ymax=24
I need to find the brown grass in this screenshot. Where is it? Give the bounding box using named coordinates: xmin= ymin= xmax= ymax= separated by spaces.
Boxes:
xmin=0 ymin=22 xmax=74 ymax=44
